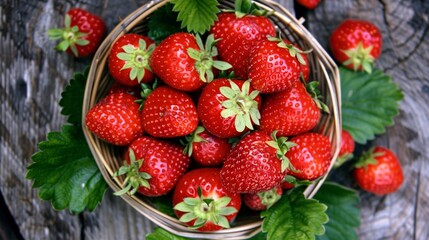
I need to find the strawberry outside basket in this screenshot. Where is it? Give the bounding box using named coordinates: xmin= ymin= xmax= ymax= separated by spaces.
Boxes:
xmin=82 ymin=0 xmax=341 ymax=239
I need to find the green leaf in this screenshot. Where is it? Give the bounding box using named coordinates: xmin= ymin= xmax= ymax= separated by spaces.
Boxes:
xmin=314 ymin=182 xmax=360 ymax=240
xmin=170 ymin=0 xmax=220 ymax=34
xmin=248 ymin=232 xmax=268 ymax=240
xmin=340 ymin=67 xmax=403 ymax=144
xmin=261 ymin=190 xmax=328 ymax=240
xmin=59 ymin=67 xmax=89 ymax=125
xmin=146 ymin=227 xmax=190 ymax=240
xmin=151 ymin=196 xmax=176 ymax=217
xmin=26 ymin=125 xmax=107 ymax=214
xmin=148 ymin=3 xmax=184 ymax=43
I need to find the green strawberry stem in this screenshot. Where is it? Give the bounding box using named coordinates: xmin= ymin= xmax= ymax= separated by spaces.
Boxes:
xmin=173 ymin=187 xmax=238 ymax=229
xmin=113 ymin=149 xmax=152 ymax=196
xmin=233 ymin=0 xmax=273 ymax=18
xmin=304 ymin=80 xmax=330 ymax=113
xmin=47 ymin=14 xmax=89 ymax=57
xmin=117 ymin=39 xmax=155 ymax=82
xmin=187 ymin=34 xmax=232 ymax=83
xmin=182 ymin=126 xmax=206 ymax=156
xmin=136 ymin=79 xmax=158 ymax=110
xmin=354 ymin=147 xmax=384 ymax=169
xmin=258 ymin=187 xmax=281 ymax=209
xmin=266 ymin=131 xmax=297 ymax=172
xmin=283 ymin=175 xmax=312 ymax=187
xmin=342 ymin=42 xmax=375 ymax=73
xmin=220 ymin=80 xmax=260 ymax=132
xmin=334 ymin=153 xmax=354 ymax=168
xmin=267 ymin=35 xmax=312 ymax=65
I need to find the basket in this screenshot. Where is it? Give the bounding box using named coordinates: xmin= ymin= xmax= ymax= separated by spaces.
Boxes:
xmin=82 ymin=0 xmax=341 ymax=239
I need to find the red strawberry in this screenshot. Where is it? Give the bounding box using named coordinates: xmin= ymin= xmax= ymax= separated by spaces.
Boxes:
xmin=108 ymin=34 xmax=155 ymax=86
xmin=286 ymin=133 xmax=332 ymax=180
xmin=198 ymin=79 xmax=262 ymax=138
xmin=48 ymin=8 xmax=106 ymax=57
xmin=335 ymin=129 xmax=356 ymax=167
xmin=220 ymin=131 xmax=295 ymax=193
xmin=296 ymin=0 xmax=321 ymax=9
xmin=150 ymin=33 xmax=231 ymax=91
xmin=329 ymin=19 xmax=382 ymax=73
xmin=243 ymin=185 xmax=282 ymax=211
xmin=353 ymin=146 xmax=404 ymax=195
xmin=248 ymin=36 xmax=310 ymax=93
xmin=85 ymin=92 xmax=143 ymax=146
xmin=142 ymin=86 xmax=198 ymax=138
xmin=114 ymin=136 xmax=190 ymax=197
xmin=210 ymin=2 xmax=276 ymax=79
xmin=183 ymin=126 xmax=232 ymax=166
xmin=172 ymin=168 xmax=241 ymax=231
xmin=259 ymin=80 xmax=327 ymax=137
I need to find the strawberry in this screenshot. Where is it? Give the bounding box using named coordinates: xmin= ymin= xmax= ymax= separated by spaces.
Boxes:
xmin=243 ymin=185 xmax=282 ymax=211
xmin=335 ymin=129 xmax=356 ymax=167
xmin=149 ymin=33 xmax=231 ymax=92
xmin=259 ymin=80 xmax=328 ymax=137
xmin=108 ymin=82 xmax=142 ymax=97
xmin=296 ymin=0 xmax=321 ymax=9
xmin=248 ymin=36 xmax=310 ymax=93
xmin=353 ymin=146 xmax=404 ymax=195
xmin=108 ymin=34 xmax=155 ymax=86
xmin=172 ymin=168 xmax=241 ymax=231
xmin=183 ymin=126 xmax=232 ymax=166
xmin=48 ymin=8 xmax=106 ymax=57
xmin=210 ymin=0 xmax=276 ymax=79
xmin=142 ymin=86 xmax=198 ymax=138
xmin=329 ymin=19 xmax=382 ymax=73
xmin=220 ymin=131 xmax=295 ymax=193
xmin=286 ymin=133 xmax=332 ymax=180
xmin=114 ymin=136 xmax=190 ymax=197
xmin=198 ymin=79 xmax=261 ymax=138
xmin=85 ymin=92 xmax=143 ymax=146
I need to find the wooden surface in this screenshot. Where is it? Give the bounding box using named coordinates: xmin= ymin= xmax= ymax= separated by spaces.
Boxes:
xmin=1 ymin=0 xmax=428 ymax=239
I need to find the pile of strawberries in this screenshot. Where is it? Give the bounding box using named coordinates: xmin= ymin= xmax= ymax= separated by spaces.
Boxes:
xmin=48 ymin=1 xmax=405 ymax=233
xmin=78 ymin=3 xmax=336 ymax=231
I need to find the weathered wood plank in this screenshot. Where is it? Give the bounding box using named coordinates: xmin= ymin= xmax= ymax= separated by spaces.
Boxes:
xmin=306 ymin=0 xmax=429 ymax=239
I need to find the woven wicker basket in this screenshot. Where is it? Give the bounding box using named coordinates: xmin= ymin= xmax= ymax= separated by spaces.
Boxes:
xmin=82 ymin=0 xmax=341 ymax=239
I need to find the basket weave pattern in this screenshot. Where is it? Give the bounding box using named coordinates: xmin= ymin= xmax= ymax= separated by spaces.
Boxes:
xmin=82 ymin=0 xmax=341 ymax=239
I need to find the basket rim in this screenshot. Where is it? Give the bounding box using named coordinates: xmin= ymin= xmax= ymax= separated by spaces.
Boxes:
xmin=81 ymin=0 xmax=342 ymax=239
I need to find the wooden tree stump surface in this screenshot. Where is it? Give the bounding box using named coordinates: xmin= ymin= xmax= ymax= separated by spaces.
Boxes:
xmin=1 ymin=0 xmax=428 ymax=239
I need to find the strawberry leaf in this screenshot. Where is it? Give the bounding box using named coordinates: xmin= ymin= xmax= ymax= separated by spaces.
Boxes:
xmin=340 ymin=67 xmax=403 ymax=144
xmin=148 ymin=3 xmax=184 ymax=43
xmin=59 ymin=66 xmax=89 ymax=125
xmin=26 ymin=125 xmax=107 ymax=214
xmin=170 ymin=0 xmax=219 ymax=34
xmin=146 ymin=227 xmax=190 ymax=240
xmin=261 ymin=189 xmax=328 ymax=240
xmin=314 ymin=182 xmax=360 ymax=240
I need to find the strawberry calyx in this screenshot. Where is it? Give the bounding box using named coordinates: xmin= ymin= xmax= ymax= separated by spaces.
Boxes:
xmin=187 ymin=34 xmax=232 ymax=83
xmin=182 ymin=126 xmax=207 ymax=156
xmin=267 ymin=35 xmax=312 ymax=65
xmin=116 ymin=39 xmax=155 ymax=82
xmin=173 ymin=187 xmax=238 ymax=229
xmin=354 ymin=147 xmax=384 ymax=170
xmin=257 ymin=187 xmax=282 ymax=209
xmin=283 ymin=175 xmax=312 ymax=187
xmin=220 ymin=80 xmax=261 ymax=133
xmin=342 ymin=42 xmax=375 ymax=73
xmin=113 ymin=149 xmax=152 ymax=196
xmin=266 ymin=131 xmax=297 ymax=172
xmin=135 ymin=79 xmax=158 ymax=110
xmin=304 ymin=80 xmax=330 ymax=113
xmin=47 ymin=14 xmax=89 ymax=57
xmin=229 ymin=0 xmax=272 ymax=18
xmin=334 ymin=153 xmax=354 ymax=168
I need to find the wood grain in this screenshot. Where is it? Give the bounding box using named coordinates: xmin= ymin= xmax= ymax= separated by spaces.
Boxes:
xmin=306 ymin=0 xmax=429 ymax=239
xmin=0 ymin=0 xmax=428 ymax=239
